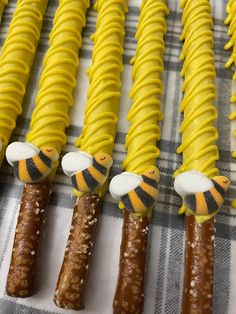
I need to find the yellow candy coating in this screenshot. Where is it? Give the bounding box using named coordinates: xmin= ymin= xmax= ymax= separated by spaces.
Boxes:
xmin=122 ymin=0 xmax=168 ymax=175
xmin=174 ymin=0 xmax=219 ymax=179
xmin=75 ymin=0 xmax=127 ymax=157
xmin=0 ymin=0 xmax=48 ymax=166
xmin=0 ymin=0 xmax=7 ymax=22
xmin=27 ymin=0 xmax=89 ymax=161
xmin=225 ymin=0 xmax=236 ymax=207
xmin=177 ymin=0 xmax=219 ymax=222
xmin=225 ymin=0 xmax=236 ymax=156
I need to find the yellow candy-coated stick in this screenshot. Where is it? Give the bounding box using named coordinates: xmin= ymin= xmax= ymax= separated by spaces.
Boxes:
xmin=54 ymin=1 xmax=127 ymax=310
xmin=27 ymin=0 xmax=90 ymax=175
xmin=0 ymin=0 xmax=7 ymax=22
xmin=178 ymin=1 xmax=218 ymax=313
xmin=0 ymin=0 xmax=48 ymax=166
xmin=225 ymin=1 xmax=236 ymax=158
xmin=75 ymin=0 xmax=127 ymax=164
xmin=175 ymin=0 xmax=218 ymax=179
xmin=123 ymin=0 xmax=168 ymax=175
xmin=113 ymin=2 xmax=168 ymax=313
xmin=6 ymin=0 xmax=90 ymax=299
xmin=225 ymin=1 xmax=236 ymax=207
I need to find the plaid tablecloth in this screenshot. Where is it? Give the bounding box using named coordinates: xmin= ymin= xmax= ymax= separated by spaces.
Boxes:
xmin=0 ymin=0 xmax=235 ymax=313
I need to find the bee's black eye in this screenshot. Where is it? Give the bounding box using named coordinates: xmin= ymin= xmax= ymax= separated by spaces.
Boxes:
xmin=223 ymin=180 xmax=228 ymax=184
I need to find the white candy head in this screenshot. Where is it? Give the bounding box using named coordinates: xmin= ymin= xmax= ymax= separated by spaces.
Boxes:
xmin=174 ymin=170 xmax=213 ymax=197
xmin=109 ymin=172 xmax=143 ymax=200
xmin=6 ymin=142 xmax=39 ymax=166
xmin=61 ymin=150 xmax=93 ymax=177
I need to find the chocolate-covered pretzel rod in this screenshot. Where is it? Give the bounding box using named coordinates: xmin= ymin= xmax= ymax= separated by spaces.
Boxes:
xmin=6 ymin=181 xmax=50 ymax=297
xmin=56 ymin=0 xmax=126 ymax=309
xmin=173 ymin=1 xmax=230 ymax=313
xmin=113 ymin=210 xmax=149 ymax=314
xmin=109 ymin=1 xmax=168 ymax=313
xmin=182 ymin=216 xmax=214 ymax=314
xmin=6 ymin=0 xmax=89 ymax=298
xmin=54 ymin=193 xmax=102 ymax=310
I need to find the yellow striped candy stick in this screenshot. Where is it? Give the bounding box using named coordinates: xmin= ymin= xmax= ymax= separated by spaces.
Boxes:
xmin=111 ymin=1 xmax=168 ymax=313
xmin=0 ymin=0 xmax=48 ymax=166
xmin=6 ymin=0 xmax=89 ymax=298
xmin=54 ymin=0 xmax=127 ymax=310
xmin=177 ymin=1 xmax=220 ymax=313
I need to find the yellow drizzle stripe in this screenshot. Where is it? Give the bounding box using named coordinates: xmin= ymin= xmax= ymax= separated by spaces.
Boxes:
xmin=0 ymin=0 xmax=48 ymax=166
xmin=75 ymin=0 xmax=127 ymax=157
xmin=225 ymin=0 xmax=236 ymax=157
xmin=225 ymin=0 xmax=236 ymax=208
xmin=176 ymin=0 xmax=219 ymax=222
xmin=0 ymin=0 xmax=7 ymax=22
xmin=122 ymin=0 xmax=168 ymax=175
xmin=174 ymin=0 xmax=219 ymax=179
xmin=27 ymin=0 xmax=89 ymax=161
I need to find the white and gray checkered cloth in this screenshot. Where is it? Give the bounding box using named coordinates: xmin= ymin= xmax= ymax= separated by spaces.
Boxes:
xmin=0 ymin=0 xmax=235 ymax=313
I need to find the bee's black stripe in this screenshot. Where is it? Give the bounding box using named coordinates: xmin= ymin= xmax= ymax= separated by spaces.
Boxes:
xmin=13 ymin=161 xmax=20 ymax=180
xmin=38 ymin=151 xmax=52 ymax=168
xmin=212 ymin=180 xmax=225 ymax=197
xmin=185 ymin=195 xmax=196 ymax=213
xmin=121 ymin=194 xmax=133 ymax=212
xmin=135 ymin=186 xmax=155 ymax=208
xmin=204 ymin=190 xmax=219 ymax=214
xmin=82 ymin=169 xmax=99 ymax=190
xmin=142 ymin=175 xmax=158 ymax=188
xmin=26 ymin=158 xmax=43 ymax=181
xmin=71 ymin=174 xmax=79 ymax=190
xmin=92 ymin=158 xmax=107 ymax=175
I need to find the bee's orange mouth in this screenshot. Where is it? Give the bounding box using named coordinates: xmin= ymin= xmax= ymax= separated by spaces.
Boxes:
xmin=223 ymin=180 xmax=229 ymax=184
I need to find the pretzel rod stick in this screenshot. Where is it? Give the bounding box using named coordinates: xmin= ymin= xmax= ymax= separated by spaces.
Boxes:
xmin=55 ymin=0 xmax=127 ymax=310
xmin=0 ymin=0 xmax=48 ymax=166
xmin=113 ymin=210 xmax=149 ymax=314
xmin=0 ymin=0 xmax=7 ymax=22
xmin=6 ymin=0 xmax=89 ymax=298
xmin=174 ymin=1 xmax=220 ymax=313
xmin=109 ymin=1 xmax=168 ymax=313
xmin=54 ymin=193 xmax=102 ymax=310
xmin=6 ymin=181 xmax=50 ymax=297
xmin=182 ymin=216 xmax=214 ymax=313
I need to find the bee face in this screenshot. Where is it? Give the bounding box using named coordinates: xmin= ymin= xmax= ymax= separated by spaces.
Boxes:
xmin=213 ymin=176 xmax=230 ymax=192
xmin=41 ymin=147 xmax=58 ymax=161
xmin=143 ymin=167 xmax=160 ymax=182
xmin=95 ymin=153 xmax=113 ymax=168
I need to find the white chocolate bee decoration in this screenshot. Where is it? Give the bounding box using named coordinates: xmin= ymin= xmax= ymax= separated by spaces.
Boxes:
xmin=174 ymin=170 xmax=230 ymax=221
xmin=109 ymin=167 xmax=160 ymax=214
xmin=6 ymin=142 xmax=58 ymax=183
xmin=62 ymin=150 xmax=113 ymax=193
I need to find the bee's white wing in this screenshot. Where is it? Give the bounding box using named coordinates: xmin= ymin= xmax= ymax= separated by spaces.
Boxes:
xmin=61 ymin=151 xmax=93 ymax=177
xmin=109 ymin=172 xmax=143 ymax=200
xmin=6 ymin=142 xmax=39 ymax=166
xmin=174 ymin=170 xmax=213 ymax=196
